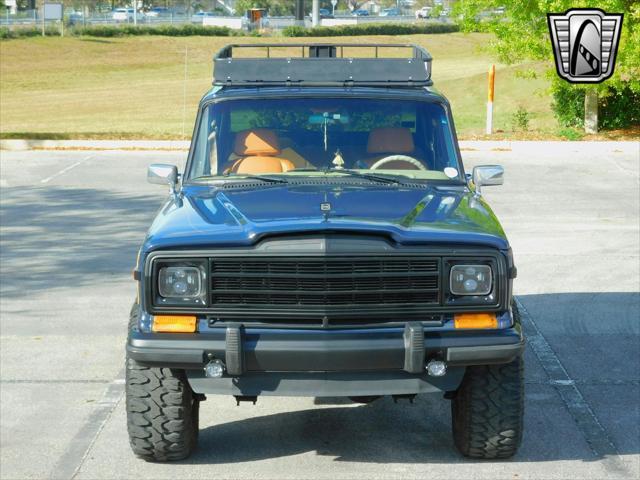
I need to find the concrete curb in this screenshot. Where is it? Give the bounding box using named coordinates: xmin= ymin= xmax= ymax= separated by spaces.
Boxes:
xmin=458 ymin=140 xmax=639 ymax=154
xmin=0 ymin=139 xmax=191 ymax=151
xmin=1 ymin=139 xmax=638 ymax=154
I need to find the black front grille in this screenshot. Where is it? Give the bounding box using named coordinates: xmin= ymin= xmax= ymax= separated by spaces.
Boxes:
xmin=210 ymin=257 xmax=440 ymax=311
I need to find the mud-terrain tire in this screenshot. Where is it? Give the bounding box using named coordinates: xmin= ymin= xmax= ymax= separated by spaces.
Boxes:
xmin=126 ymin=303 xmax=199 ymax=462
xmin=451 ymin=351 xmax=524 ymax=459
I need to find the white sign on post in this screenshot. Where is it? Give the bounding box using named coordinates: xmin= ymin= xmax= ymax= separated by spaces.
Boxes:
xmin=331 ymin=0 xmax=338 ymax=6
xmin=43 ymin=3 xmax=63 ymax=20
xmin=42 ymin=3 xmax=63 ymax=37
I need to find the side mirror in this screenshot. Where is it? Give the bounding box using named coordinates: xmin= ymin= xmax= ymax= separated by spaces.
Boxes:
xmin=472 ymin=165 xmax=504 ymax=196
xmin=148 ymin=164 xmax=178 ymax=195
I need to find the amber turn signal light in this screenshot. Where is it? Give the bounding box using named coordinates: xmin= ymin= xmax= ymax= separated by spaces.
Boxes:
xmin=454 ymin=313 xmax=497 ymax=329
xmin=152 ymin=315 xmax=197 ymax=333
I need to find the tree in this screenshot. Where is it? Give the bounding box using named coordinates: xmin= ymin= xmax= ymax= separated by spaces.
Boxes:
xmin=454 ymin=0 xmax=640 ymax=130
xmin=346 ymin=0 xmax=367 ymax=12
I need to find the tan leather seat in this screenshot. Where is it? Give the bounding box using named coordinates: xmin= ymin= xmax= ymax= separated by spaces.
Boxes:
xmin=229 ymin=129 xmax=295 ymax=174
xmin=365 ymin=127 xmax=421 ymax=170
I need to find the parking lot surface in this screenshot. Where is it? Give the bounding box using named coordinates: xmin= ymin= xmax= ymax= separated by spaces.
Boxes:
xmin=1 ymin=142 xmax=638 ymax=479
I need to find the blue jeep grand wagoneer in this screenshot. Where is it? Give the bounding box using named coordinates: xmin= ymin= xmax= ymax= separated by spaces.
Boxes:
xmin=126 ymin=43 xmax=524 ymax=461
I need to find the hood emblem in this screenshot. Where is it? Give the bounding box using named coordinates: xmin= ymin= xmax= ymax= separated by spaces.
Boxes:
xmin=320 ymin=202 xmax=331 ymax=212
xmin=332 ymin=150 xmax=345 ymax=170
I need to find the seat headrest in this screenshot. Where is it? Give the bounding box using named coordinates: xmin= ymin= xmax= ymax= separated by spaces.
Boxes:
xmin=234 ymin=129 xmax=280 ymax=156
xmin=234 ymin=156 xmax=294 ymax=174
xmin=367 ymin=127 xmax=414 ymax=154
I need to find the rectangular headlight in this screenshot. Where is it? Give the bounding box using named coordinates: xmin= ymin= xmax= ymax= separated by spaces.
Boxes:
xmin=159 ymin=266 xmax=203 ymax=298
xmin=153 ymin=259 xmax=207 ymax=307
xmin=449 ymin=264 xmax=492 ymax=296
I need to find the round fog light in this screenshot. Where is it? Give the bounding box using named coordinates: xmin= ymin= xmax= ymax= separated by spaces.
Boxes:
xmin=204 ymin=359 xmax=225 ymax=378
xmin=426 ymin=359 xmax=447 ymax=377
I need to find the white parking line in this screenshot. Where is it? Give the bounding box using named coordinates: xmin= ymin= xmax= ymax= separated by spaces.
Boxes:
xmin=516 ymin=297 xmax=628 ymax=474
xmin=51 ymin=369 xmax=125 ymax=480
xmin=40 ymin=155 xmax=95 ymax=184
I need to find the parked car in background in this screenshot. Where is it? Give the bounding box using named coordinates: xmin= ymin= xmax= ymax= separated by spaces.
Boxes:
xmin=308 ymin=8 xmax=334 ymax=20
xmin=415 ymin=6 xmax=432 ymax=18
xmin=352 ymin=8 xmax=369 ymax=16
xmin=380 ymin=7 xmax=401 ymax=17
xmin=191 ymin=11 xmax=215 ymax=23
xmin=146 ymin=7 xmax=171 ymax=17
xmin=380 ymin=7 xmax=400 ymax=16
xmin=67 ymin=10 xmax=83 ymax=25
xmin=319 ymin=8 xmax=334 ymax=19
xmin=112 ymin=8 xmax=142 ymax=22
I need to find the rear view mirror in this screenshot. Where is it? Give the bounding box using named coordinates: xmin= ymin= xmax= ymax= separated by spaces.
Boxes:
xmin=308 ymin=113 xmax=349 ymax=125
xmin=472 ymin=165 xmax=504 ymax=196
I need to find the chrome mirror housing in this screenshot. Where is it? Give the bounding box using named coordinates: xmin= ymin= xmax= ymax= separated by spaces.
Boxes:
xmin=148 ymin=164 xmax=178 ymax=195
xmin=472 ymin=165 xmax=504 ymax=197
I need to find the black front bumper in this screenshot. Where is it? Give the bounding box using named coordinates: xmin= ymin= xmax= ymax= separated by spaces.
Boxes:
xmin=128 ymin=322 xmax=523 ymax=396
xmin=127 ymin=323 xmax=524 ymax=373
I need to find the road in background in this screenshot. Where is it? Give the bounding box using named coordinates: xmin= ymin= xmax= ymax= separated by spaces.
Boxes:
xmin=0 ymin=12 xmax=434 ymax=28
xmin=0 ymin=142 xmax=638 ymax=479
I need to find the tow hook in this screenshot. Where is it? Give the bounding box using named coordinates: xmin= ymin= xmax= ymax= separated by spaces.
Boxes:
xmin=234 ymin=395 xmax=257 ymax=406
xmin=392 ymin=394 xmax=416 ymax=404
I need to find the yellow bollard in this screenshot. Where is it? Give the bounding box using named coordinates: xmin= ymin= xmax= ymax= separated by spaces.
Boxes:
xmin=486 ymin=65 xmax=495 ymax=135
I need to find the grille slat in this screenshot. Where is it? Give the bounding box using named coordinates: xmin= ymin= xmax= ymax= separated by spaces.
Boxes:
xmin=210 ymin=257 xmax=440 ymax=311
xmin=213 ymin=277 xmax=438 ymax=291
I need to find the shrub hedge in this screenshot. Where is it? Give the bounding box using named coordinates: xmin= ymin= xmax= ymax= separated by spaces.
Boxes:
xmin=598 ymin=87 xmax=640 ymax=130
xmin=72 ymin=24 xmax=232 ymax=37
xmin=0 ymin=24 xmax=232 ymax=39
xmin=282 ymin=22 xmax=459 ymax=37
xmin=1 ymin=21 xmax=458 ymax=40
xmin=551 ymin=81 xmax=584 ymax=128
xmin=551 ymin=79 xmax=640 ymax=130
xmin=0 ymin=26 xmax=61 ymax=39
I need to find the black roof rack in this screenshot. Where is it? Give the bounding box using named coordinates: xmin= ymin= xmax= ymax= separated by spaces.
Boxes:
xmin=213 ymin=43 xmax=433 ymax=87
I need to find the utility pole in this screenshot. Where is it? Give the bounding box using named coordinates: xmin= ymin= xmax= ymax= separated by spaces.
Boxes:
xmin=295 ymin=0 xmax=304 ymax=26
xmin=311 ymin=0 xmax=319 ymax=27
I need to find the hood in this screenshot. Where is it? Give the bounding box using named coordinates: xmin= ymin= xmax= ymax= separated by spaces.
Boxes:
xmin=143 ymin=183 xmax=508 ymax=252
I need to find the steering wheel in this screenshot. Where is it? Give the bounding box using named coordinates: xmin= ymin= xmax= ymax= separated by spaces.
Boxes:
xmin=369 ymin=155 xmax=427 ymax=171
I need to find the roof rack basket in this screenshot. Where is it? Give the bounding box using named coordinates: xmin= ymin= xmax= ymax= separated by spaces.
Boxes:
xmin=213 ymin=43 xmax=432 ymax=87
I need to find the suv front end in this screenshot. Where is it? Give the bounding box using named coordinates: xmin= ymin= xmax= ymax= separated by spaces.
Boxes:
xmin=130 ymin=241 xmax=522 ymax=395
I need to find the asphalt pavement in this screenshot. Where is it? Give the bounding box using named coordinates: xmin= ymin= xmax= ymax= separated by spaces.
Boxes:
xmin=0 ymin=142 xmax=638 ymax=479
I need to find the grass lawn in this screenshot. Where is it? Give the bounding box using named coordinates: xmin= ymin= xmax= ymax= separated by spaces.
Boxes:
xmin=0 ymin=33 xmax=557 ymax=139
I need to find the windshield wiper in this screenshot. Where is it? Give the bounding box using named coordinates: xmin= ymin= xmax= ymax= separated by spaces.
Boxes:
xmin=192 ymin=174 xmax=289 ymax=184
xmin=325 ymin=168 xmax=408 ymax=185
xmin=226 ymin=174 xmax=289 ymax=184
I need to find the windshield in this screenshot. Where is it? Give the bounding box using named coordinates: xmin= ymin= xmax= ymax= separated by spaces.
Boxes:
xmin=187 ymin=97 xmax=463 ymax=182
